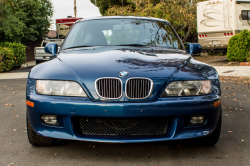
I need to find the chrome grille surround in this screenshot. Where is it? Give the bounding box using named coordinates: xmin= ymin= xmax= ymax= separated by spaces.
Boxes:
xmin=125 ymin=77 xmax=154 ymax=99
xmin=95 ymin=77 xmax=123 ymax=99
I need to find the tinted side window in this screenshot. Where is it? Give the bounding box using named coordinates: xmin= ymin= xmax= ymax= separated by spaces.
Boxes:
xmin=42 ymin=42 xmax=46 ymax=47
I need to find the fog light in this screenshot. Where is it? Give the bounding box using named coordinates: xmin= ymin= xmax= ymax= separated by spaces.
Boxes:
xmin=41 ymin=115 xmax=59 ymax=126
xmin=190 ymin=116 xmax=205 ymax=126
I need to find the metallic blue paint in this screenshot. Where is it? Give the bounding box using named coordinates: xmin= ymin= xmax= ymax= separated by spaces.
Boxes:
xmin=188 ymin=43 xmax=202 ymax=55
xmin=27 ymin=78 xmax=221 ymax=143
xmin=27 ymin=46 xmax=221 ymax=143
xmin=30 ymin=46 xmax=219 ymax=102
xmin=27 ymin=17 xmax=221 ymax=143
xmin=44 ymin=43 xmax=58 ymax=57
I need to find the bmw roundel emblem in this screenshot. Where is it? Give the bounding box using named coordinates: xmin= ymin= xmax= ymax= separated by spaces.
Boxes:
xmin=119 ymin=71 xmax=129 ymax=77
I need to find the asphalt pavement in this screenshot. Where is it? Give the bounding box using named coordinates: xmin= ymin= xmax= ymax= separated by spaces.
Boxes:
xmin=0 ymin=77 xmax=250 ymax=166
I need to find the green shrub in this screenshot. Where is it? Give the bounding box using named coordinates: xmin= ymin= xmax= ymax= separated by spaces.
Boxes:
xmin=184 ymin=42 xmax=189 ymax=51
xmin=247 ymin=51 xmax=250 ymax=62
xmin=0 ymin=42 xmax=26 ymax=67
xmin=0 ymin=47 xmax=15 ymax=72
xmin=227 ymin=29 xmax=250 ymax=62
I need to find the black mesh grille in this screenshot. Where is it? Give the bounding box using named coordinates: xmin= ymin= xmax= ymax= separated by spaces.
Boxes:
xmin=126 ymin=78 xmax=152 ymax=99
xmin=79 ymin=117 xmax=168 ymax=137
xmin=96 ymin=78 xmax=122 ymax=99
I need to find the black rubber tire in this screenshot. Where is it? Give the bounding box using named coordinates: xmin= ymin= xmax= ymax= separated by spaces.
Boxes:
xmin=194 ymin=110 xmax=222 ymax=146
xmin=26 ymin=111 xmax=57 ymax=146
xmin=35 ymin=60 xmax=44 ymax=65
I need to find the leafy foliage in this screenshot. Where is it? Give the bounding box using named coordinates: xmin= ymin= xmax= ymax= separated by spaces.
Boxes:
xmin=91 ymin=0 xmax=206 ymax=43
xmin=0 ymin=0 xmax=53 ymax=43
xmin=227 ymin=29 xmax=250 ymax=62
xmin=90 ymin=0 xmax=133 ymax=15
xmin=0 ymin=42 xmax=26 ymax=67
xmin=0 ymin=46 xmax=15 ymax=72
xmin=247 ymin=51 xmax=250 ymax=62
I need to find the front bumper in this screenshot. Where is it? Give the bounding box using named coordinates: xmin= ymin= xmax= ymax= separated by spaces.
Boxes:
xmin=199 ymin=37 xmax=229 ymax=50
xmin=35 ymin=56 xmax=51 ymax=61
xmin=27 ymin=91 xmax=221 ymax=143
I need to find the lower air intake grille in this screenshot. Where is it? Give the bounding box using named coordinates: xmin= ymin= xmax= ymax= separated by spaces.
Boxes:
xmin=79 ymin=117 xmax=168 ymax=136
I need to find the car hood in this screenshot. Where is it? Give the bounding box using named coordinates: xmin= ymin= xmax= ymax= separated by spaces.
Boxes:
xmin=58 ymin=46 xmax=189 ymax=78
xmin=30 ymin=46 xmax=218 ymax=101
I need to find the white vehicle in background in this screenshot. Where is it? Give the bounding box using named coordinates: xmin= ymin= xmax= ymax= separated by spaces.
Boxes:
xmin=197 ymin=0 xmax=250 ymax=51
xmin=34 ymin=39 xmax=63 ymax=64
xmin=34 ymin=17 xmax=82 ymax=65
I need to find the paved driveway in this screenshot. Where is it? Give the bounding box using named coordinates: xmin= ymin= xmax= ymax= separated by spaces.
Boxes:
xmin=0 ymin=77 xmax=249 ymax=166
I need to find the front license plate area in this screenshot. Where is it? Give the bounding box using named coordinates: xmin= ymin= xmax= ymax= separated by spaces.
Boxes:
xmin=213 ymin=41 xmax=218 ymax=45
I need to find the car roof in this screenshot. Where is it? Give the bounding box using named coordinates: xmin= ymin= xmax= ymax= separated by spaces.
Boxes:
xmin=79 ymin=16 xmax=170 ymax=23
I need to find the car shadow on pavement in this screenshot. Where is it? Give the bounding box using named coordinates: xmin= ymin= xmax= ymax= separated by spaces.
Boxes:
xmin=29 ymin=139 xmax=223 ymax=162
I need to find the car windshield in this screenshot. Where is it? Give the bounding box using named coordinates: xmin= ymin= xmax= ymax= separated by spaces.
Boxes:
xmin=62 ymin=18 xmax=183 ymax=50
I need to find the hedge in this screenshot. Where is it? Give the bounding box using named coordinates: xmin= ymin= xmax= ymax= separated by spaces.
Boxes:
xmin=0 ymin=47 xmax=15 ymax=72
xmin=227 ymin=29 xmax=250 ymax=62
xmin=0 ymin=42 xmax=26 ymax=67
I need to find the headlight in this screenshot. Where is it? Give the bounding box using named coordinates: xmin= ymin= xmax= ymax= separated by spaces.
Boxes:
xmin=160 ymin=80 xmax=211 ymax=97
xmin=36 ymin=80 xmax=87 ymax=97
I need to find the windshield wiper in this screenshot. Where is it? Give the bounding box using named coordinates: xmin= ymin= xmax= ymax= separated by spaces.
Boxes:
xmin=63 ymin=45 xmax=93 ymax=50
xmin=117 ymin=44 xmax=148 ymax=47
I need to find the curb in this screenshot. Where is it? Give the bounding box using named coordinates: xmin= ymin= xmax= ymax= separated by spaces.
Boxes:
xmin=240 ymin=62 xmax=250 ymax=66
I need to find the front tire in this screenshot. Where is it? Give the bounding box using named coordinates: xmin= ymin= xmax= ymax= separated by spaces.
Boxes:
xmin=26 ymin=111 xmax=57 ymax=146
xmin=35 ymin=60 xmax=45 ymax=65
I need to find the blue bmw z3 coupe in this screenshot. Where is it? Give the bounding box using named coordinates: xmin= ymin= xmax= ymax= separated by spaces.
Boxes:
xmin=26 ymin=16 xmax=221 ymax=146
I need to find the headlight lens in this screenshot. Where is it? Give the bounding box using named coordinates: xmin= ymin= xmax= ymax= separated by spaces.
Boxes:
xmin=36 ymin=80 xmax=87 ymax=97
xmin=160 ymin=80 xmax=211 ymax=97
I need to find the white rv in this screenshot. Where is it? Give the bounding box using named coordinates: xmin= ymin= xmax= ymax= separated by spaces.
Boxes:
xmin=197 ymin=0 xmax=250 ymax=50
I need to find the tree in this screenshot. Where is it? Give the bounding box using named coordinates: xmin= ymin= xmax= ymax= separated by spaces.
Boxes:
xmin=0 ymin=0 xmax=53 ymax=43
xmin=0 ymin=0 xmax=3 ymax=20
xmin=91 ymin=0 xmax=206 ymax=43
xmin=90 ymin=0 xmax=133 ymax=16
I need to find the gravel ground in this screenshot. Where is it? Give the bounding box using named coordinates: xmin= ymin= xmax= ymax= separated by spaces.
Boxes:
xmin=195 ymin=55 xmax=240 ymax=66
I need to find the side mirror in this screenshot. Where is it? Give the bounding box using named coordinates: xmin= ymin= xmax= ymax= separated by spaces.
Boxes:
xmin=44 ymin=43 xmax=58 ymax=57
xmin=188 ymin=43 xmax=202 ymax=56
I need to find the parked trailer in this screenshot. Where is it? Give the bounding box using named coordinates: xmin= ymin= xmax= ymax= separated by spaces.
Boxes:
xmin=197 ymin=0 xmax=250 ymax=51
xmin=56 ymin=17 xmax=82 ymax=39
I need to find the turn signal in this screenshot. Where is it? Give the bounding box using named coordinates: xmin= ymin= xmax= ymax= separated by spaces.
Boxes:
xmin=26 ymin=100 xmax=34 ymax=107
xmin=214 ymin=100 xmax=221 ymax=107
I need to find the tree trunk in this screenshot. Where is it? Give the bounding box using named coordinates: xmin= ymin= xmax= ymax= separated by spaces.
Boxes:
xmin=183 ymin=25 xmax=192 ymax=43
